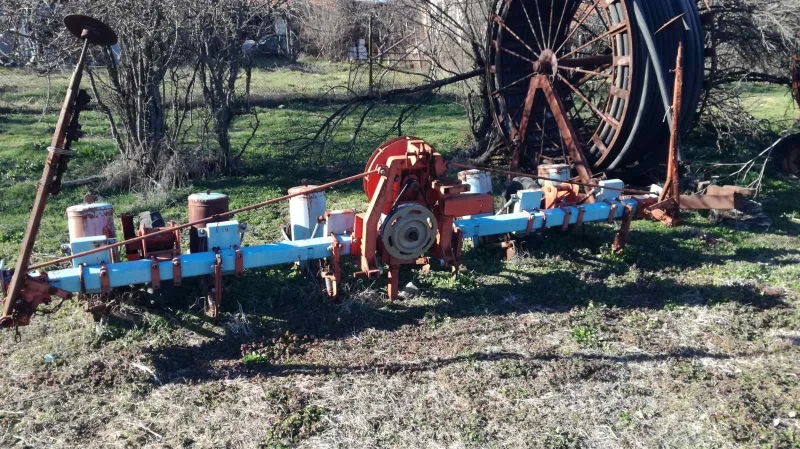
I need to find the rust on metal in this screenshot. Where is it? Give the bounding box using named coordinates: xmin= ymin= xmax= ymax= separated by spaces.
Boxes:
xmin=612 ymin=204 xmax=635 ymax=253
xmin=450 ymin=163 xmax=651 ymax=196
xmin=508 ymin=75 xmax=595 ymax=187
xmin=208 ymin=253 xmax=223 ymax=319
xmin=679 ymin=193 xmax=743 ymax=211
xmin=150 ymin=257 xmax=160 ymax=290
xmin=560 ymin=207 xmax=573 ymax=231
xmin=24 ymin=169 xmax=379 ymax=273
xmin=15 ymin=274 xmax=71 ymax=326
xmin=234 ymin=248 xmax=244 ymax=278
xmin=606 ymin=201 xmax=618 ymax=222
xmin=99 ymin=261 xmax=110 ymax=295
xmin=525 ymin=212 xmax=535 ymax=235
xmin=172 ymin=257 xmax=182 ymax=287
xmin=501 ymin=240 xmax=516 ymax=261
xmin=324 ymin=233 xmax=342 ymax=297
xmin=188 ymin=193 xmax=230 ymax=253
xmin=387 ymin=264 xmax=400 ymax=301
xmin=575 ymin=206 xmax=586 ymax=227
xmin=651 ymin=41 xmax=685 ymax=227
xmin=1 ymin=18 xmax=104 ymax=328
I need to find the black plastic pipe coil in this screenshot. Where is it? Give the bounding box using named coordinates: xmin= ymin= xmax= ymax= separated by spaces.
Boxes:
xmin=487 ymin=0 xmax=705 ymax=173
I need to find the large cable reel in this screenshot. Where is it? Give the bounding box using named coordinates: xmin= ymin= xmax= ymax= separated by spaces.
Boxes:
xmin=380 ymin=203 xmax=438 ymax=261
xmin=486 ymin=0 xmax=706 ymax=175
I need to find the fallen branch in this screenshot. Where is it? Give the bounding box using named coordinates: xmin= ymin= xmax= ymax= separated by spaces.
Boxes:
xmin=62 ymin=175 xmax=105 ymax=188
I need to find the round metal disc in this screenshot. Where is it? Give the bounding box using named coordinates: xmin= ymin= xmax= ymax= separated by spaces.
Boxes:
xmin=64 ymin=15 xmax=118 ymax=46
xmin=486 ymin=0 xmax=634 ymax=171
xmin=380 ymin=203 xmax=437 ymax=261
xmin=363 ymin=136 xmax=422 ymax=200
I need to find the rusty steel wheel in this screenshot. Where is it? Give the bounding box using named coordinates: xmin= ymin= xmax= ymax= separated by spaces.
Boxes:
xmin=487 ymin=0 xmax=705 ymax=174
xmin=488 ymin=0 xmax=634 ymax=171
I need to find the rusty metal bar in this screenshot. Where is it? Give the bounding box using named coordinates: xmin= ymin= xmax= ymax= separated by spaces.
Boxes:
xmin=2 ymin=39 xmax=91 ymax=323
xmin=679 ymin=193 xmax=743 ymax=211
xmin=660 ymin=41 xmax=683 ymax=211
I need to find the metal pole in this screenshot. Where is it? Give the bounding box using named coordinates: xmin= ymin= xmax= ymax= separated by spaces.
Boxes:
xmin=1 ymin=37 xmax=90 ymax=324
xmin=660 ymin=41 xmax=683 ymax=212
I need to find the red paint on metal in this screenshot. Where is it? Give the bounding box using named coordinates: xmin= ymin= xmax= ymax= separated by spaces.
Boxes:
xmin=235 ymin=248 xmax=244 ymax=278
xmin=363 ymin=136 xmax=420 ymax=201
xmin=441 ymin=194 xmax=494 ymax=217
xmin=612 ymin=204 xmax=635 ymax=253
xmin=99 ymin=261 xmax=110 ymax=295
xmin=560 ymin=207 xmax=573 ymax=231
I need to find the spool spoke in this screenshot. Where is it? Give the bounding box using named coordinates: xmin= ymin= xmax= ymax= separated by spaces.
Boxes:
xmin=530 ymin=0 xmax=549 ymax=52
xmin=487 ymin=0 xmax=635 ymax=169
xmin=558 ymin=65 xmax=613 ymax=78
xmin=557 ymin=73 xmax=618 ymax=129
xmin=547 ymin=0 xmax=556 ymax=48
xmin=492 ymin=15 xmax=541 ymax=58
xmin=559 ymin=54 xmax=614 ymax=68
xmin=555 ymin=0 xmax=602 ymax=54
xmin=559 ymin=21 xmax=627 ymax=60
xmin=553 ymin=0 xmax=570 ymax=49
xmin=498 ymin=46 xmax=537 ymax=65
xmin=517 ymin=1 xmax=546 ymax=53
xmin=490 ymin=73 xmax=535 ymax=97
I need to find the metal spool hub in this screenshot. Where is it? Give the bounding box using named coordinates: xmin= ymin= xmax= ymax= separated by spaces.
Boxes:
xmin=380 ymin=203 xmax=438 ymax=261
xmin=487 ymin=0 xmax=705 ymax=173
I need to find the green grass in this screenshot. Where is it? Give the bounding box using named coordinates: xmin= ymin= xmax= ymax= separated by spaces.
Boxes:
xmin=740 ymin=83 xmax=799 ymax=124
xmin=0 ymin=64 xmax=799 ymax=448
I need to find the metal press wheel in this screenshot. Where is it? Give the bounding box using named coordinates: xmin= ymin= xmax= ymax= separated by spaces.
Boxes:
xmin=487 ymin=0 xmax=635 ymax=171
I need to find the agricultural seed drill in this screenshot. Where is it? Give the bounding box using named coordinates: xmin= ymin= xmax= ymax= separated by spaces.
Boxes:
xmin=0 ymin=15 xmax=743 ymax=334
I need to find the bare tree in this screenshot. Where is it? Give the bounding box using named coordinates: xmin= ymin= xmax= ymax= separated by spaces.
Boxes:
xmin=5 ymin=0 xmax=287 ymax=184
xmin=697 ymin=0 xmax=800 ymax=147
xmin=279 ymin=0 xmax=493 ymax=164
xmin=183 ymin=0 xmax=278 ymax=172
xmin=293 ymin=0 xmax=356 ymax=60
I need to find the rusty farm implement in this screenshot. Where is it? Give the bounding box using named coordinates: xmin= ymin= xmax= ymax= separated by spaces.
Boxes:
xmin=1 ymin=9 xmax=746 ymax=334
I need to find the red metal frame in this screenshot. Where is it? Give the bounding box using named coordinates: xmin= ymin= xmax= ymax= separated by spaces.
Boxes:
xmin=150 ymin=257 xmax=161 ymax=290
xmin=355 ymin=138 xmax=493 ymax=300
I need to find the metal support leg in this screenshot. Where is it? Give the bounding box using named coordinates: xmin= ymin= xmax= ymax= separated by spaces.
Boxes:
xmin=612 ymin=204 xmax=635 ymax=253
xmin=323 ymin=234 xmax=342 ymax=298
xmin=387 ymin=264 xmax=400 ymax=301
xmin=207 ymin=253 xmax=223 ymax=319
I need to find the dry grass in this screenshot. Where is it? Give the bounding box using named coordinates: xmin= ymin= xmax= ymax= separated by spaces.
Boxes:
xmin=1 ymin=65 xmax=800 ymax=449
xmin=0 ymin=252 xmax=798 ymax=449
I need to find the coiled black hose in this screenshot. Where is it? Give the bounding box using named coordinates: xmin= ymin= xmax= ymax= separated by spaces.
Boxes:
xmin=486 ymin=0 xmax=705 ymax=174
